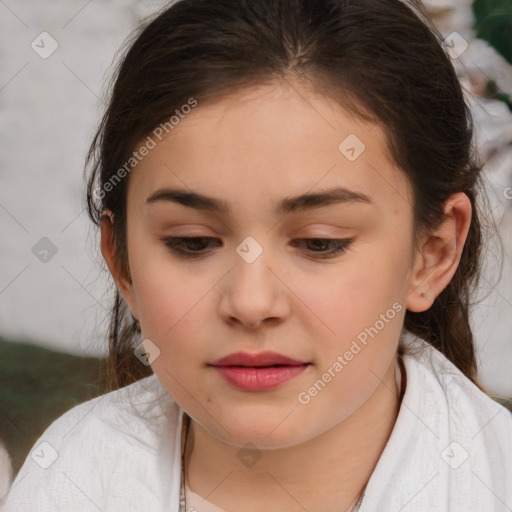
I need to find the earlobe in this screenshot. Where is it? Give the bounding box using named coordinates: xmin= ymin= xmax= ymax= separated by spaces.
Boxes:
xmin=406 ymin=192 xmax=472 ymax=313
xmin=99 ymin=210 xmax=139 ymax=320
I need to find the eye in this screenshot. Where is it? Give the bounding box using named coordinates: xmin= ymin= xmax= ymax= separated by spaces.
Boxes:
xmin=291 ymin=238 xmax=354 ymax=258
xmin=162 ymin=236 xmax=353 ymax=259
xmin=162 ymin=236 xmax=221 ymax=256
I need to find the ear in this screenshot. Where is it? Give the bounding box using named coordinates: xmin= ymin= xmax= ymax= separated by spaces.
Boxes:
xmin=406 ymin=192 xmax=472 ymax=312
xmin=100 ymin=210 xmax=140 ymax=321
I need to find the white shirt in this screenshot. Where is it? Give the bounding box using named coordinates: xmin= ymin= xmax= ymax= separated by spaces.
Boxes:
xmin=3 ymin=335 xmax=512 ymax=511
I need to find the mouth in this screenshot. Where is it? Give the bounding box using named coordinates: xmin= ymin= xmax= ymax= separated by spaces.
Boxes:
xmin=209 ymin=351 xmax=311 ymax=391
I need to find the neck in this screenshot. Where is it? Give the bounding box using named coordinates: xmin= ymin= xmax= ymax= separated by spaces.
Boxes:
xmin=184 ymin=357 xmax=403 ymax=512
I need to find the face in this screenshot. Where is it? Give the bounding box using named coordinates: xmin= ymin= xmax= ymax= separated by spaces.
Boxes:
xmin=112 ymin=80 xmax=420 ymax=449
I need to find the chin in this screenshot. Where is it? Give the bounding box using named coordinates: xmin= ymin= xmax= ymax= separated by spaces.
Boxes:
xmin=200 ymin=408 xmax=318 ymax=450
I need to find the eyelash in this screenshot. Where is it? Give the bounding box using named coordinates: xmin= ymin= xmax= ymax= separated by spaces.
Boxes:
xmin=162 ymin=237 xmax=354 ymax=259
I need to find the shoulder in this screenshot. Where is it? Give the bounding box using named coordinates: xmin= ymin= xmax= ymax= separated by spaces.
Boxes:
xmin=3 ymin=374 xmax=184 ymax=511
xmin=361 ymin=335 xmax=512 ymax=510
xmin=23 ymin=372 xmax=179 ymax=452
xmin=404 ymin=335 xmax=512 ymax=501
xmin=403 ymin=335 xmax=512 ymax=437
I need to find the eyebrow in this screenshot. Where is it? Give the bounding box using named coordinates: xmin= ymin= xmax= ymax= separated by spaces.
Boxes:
xmin=145 ymin=186 xmax=373 ymax=215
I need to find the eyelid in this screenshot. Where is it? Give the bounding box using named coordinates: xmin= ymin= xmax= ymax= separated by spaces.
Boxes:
xmin=290 ymin=237 xmax=354 ymax=258
xmin=161 ymin=236 xmax=354 ymax=259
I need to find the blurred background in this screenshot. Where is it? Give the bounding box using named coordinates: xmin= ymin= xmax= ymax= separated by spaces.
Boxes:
xmin=1 ymin=0 xmax=511 ymax=478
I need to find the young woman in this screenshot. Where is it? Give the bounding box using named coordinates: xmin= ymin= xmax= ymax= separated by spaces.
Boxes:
xmin=4 ymin=0 xmax=512 ymax=510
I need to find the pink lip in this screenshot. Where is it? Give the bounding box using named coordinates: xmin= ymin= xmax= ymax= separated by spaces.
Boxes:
xmin=211 ymin=351 xmax=307 ymax=367
xmin=210 ymin=351 xmax=310 ymax=391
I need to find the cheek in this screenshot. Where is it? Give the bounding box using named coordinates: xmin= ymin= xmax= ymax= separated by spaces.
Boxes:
xmin=300 ymin=248 xmax=407 ymax=389
xmin=305 ymin=255 xmax=405 ymax=341
xmin=126 ymin=228 xmax=214 ymax=337
xmin=296 ymin=276 xmax=404 ymax=426
xmin=133 ymin=263 xmax=213 ymax=411
xmin=135 ymin=266 xmax=212 ymax=348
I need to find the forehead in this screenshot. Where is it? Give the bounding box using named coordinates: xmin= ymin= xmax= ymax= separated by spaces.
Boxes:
xmin=127 ymin=81 xmax=414 ymax=218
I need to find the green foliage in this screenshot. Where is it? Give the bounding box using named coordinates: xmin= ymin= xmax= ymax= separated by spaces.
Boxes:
xmin=473 ymin=0 xmax=512 ymax=64
xmin=0 ymin=338 xmax=108 ymax=477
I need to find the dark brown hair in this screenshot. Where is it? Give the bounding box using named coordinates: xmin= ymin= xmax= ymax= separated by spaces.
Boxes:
xmin=85 ymin=0 xmax=487 ymax=390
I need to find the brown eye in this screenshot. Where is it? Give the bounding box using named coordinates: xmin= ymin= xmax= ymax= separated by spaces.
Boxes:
xmin=292 ymin=238 xmax=354 ymax=258
xmin=162 ymin=237 xmax=221 ymax=256
xmin=162 ymin=236 xmax=354 ymax=260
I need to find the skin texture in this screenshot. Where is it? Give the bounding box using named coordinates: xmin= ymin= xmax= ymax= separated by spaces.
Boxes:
xmin=100 ymin=79 xmax=472 ymax=511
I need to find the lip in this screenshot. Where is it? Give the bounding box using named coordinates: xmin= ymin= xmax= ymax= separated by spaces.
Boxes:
xmin=210 ymin=351 xmax=310 ymax=391
xmin=211 ymin=351 xmax=307 ymax=367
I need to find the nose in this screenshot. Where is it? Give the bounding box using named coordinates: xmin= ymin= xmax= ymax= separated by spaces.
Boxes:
xmin=218 ymin=247 xmax=290 ymax=330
